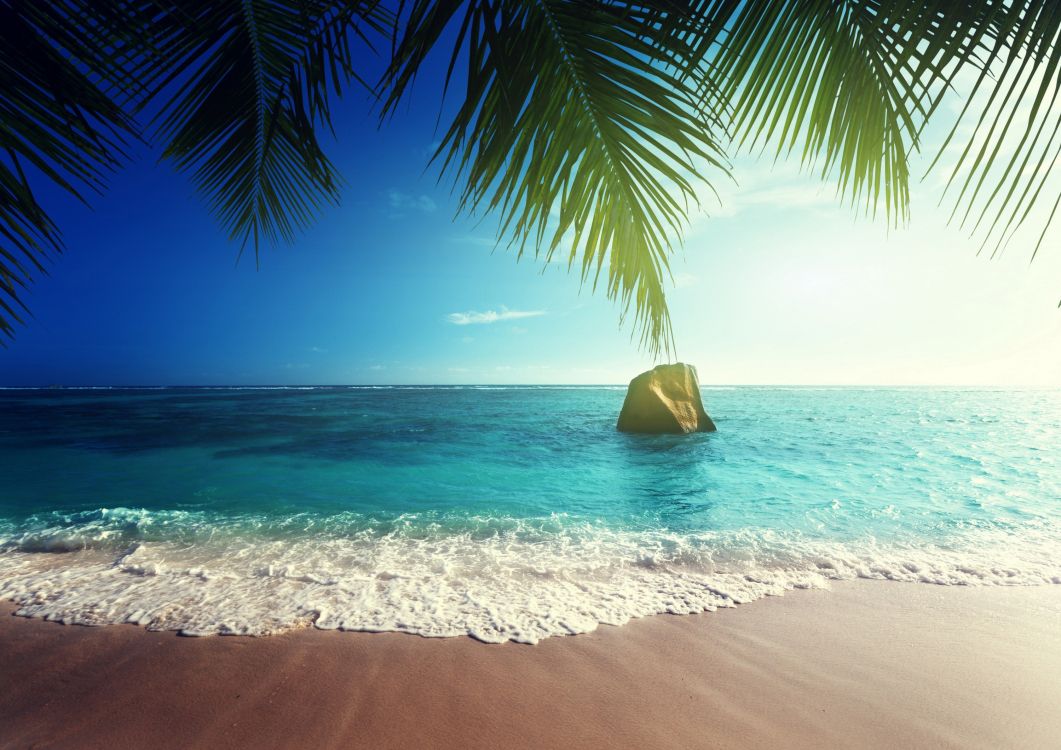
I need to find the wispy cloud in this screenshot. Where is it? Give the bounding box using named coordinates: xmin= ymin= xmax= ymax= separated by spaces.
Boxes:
xmin=708 ymin=159 xmax=835 ymax=220
xmin=446 ymin=307 xmax=546 ymax=325
xmin=673 ymin=272 xmax=698 ymax=290
xmin=387 ymin=190 xmax=437 ymax=215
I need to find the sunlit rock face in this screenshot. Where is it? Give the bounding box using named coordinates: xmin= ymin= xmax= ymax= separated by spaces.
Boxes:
xmin=616 ymin=363 xmax=717 ymax=434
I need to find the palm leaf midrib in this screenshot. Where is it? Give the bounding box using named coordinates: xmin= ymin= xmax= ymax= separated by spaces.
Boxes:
xmin=240 ymin=0 xmax=268 ymax=184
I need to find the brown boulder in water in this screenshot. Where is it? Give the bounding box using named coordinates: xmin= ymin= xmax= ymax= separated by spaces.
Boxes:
xmin=616 ymin=363 xmax=716 ymax=434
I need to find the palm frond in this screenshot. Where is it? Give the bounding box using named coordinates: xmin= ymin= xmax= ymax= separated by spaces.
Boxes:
xmin=0 ymin=0 xmax=139 ymax=341
xmin=703 ymin=0 xmax=1061 ymax=260
xmin=382 ymin=0 xmax=729 ymax=358
xmin=133 ymin=0 xmax=390 ymax=255
xmin=930 ymin=0 xmax=1061 ymax=259
xmin=702 ymin=0 xmax=983 ymax=225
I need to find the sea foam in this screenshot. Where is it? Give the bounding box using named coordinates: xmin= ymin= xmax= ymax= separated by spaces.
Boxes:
xmin=1 ymin=511 xmax=1058 ymax=643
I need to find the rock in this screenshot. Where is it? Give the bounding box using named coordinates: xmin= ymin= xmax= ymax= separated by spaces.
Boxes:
xmin=616 ymin=363 xmax=716 ymax=434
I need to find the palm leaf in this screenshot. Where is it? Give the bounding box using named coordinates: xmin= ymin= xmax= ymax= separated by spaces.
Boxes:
xmin=0 ymin=0 xmax=139 ymax=342
xmin=929 ymin=0 xmax=1061 ymax=260
xmin=130 ymin=0 xmax=390 ymax=254
xmin=702 ymin=0 xmax=1061 ymax=262
xmin=382 ymin=0 xmax=729 ymax=358
xmin=700 ymin=0 xmax=984 ymax=225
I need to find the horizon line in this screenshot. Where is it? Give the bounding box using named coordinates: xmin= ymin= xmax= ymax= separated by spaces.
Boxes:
xmin=2 ymin=383 xmax=1058 ymax=390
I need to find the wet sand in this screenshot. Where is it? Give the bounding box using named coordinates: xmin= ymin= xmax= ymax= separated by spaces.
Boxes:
xmin=2 ymin=580 xmax=1060 ymax=749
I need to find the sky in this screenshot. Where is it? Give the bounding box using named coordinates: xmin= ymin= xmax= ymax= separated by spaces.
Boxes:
xmin=2 ymin=32 xmax=1061 ymax=386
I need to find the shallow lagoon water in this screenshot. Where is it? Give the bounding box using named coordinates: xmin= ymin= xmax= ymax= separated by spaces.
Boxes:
xmin=1 ymin=386 xmax=1059 ymax=642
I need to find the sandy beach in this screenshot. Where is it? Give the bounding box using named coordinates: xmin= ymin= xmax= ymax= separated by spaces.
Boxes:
xmin=2 ymin=580 xmax=1059 ymax=749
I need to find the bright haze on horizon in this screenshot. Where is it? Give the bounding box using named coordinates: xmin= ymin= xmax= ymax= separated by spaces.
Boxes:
xmin=2 ymin=54 xmax=1060 ymax=388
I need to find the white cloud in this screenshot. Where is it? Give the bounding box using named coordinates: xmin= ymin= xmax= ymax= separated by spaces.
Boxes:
xmin=446 ymin=307 xmax=546 ymax=325
xmin=387 ymin=190 xmax=437 ymax=214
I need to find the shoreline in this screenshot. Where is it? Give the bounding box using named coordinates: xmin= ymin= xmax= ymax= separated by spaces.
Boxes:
xmin=2 ymin=580 xmax=1060 ymax=749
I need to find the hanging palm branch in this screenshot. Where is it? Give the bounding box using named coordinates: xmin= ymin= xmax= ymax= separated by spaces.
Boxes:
xmin=133 ymin=0 xmax=390 ymax=251
xmin=700 ymin=1 xmax=984 ymax=224
xmin=703 ymin=0 xmax=1061 ymax=259
xmin=0 ymin=0 xmax=139 ymax=341
xmin=0 ymin=0 xmax=389 ymax=344
xmin=930 ymin=0 xmax=1061 ymax=260
xmin=381 ymin=0 xmax=730 ymax=358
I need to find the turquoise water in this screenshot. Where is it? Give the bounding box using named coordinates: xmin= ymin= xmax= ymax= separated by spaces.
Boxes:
xmin=1 ymin=386 xmax=1059 ymax=642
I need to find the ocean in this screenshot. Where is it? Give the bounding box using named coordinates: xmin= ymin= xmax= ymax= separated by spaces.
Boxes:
xmin=1 ymin=386 xmax=1058 ymax=643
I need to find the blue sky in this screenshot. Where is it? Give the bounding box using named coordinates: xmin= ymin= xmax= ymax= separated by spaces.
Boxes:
xmin=2 ymin=40 xmax=1060 ymax=386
